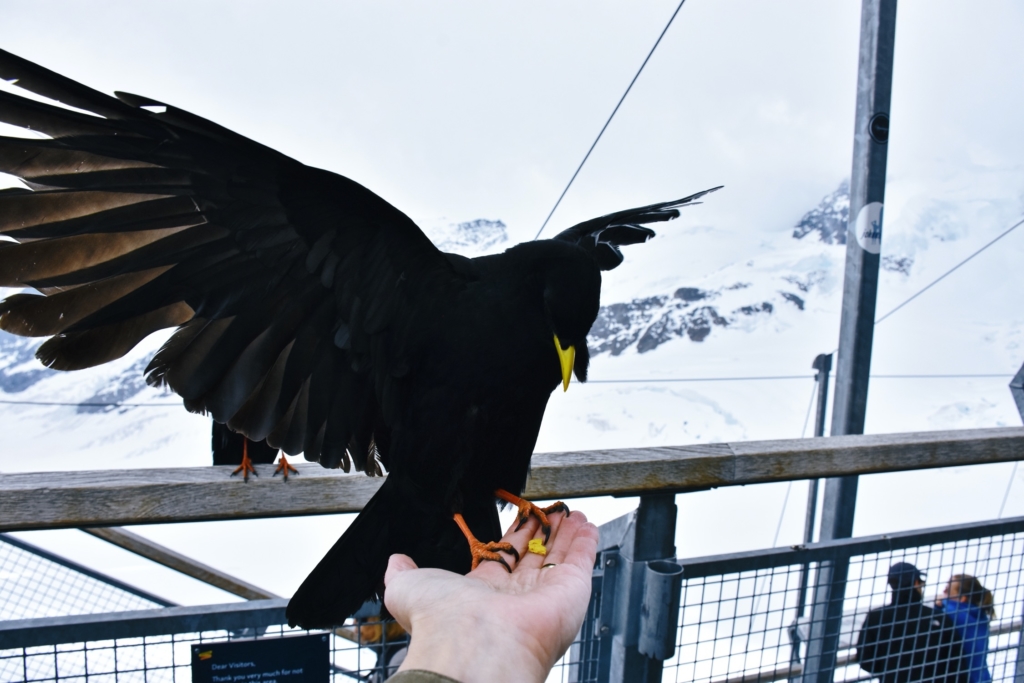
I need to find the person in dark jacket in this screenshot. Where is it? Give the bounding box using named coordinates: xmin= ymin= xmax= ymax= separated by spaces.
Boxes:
xmin=938 ymin=574 xmax=994 ymax=683
xmin=857 ymin=562 xmax=966 ymax=683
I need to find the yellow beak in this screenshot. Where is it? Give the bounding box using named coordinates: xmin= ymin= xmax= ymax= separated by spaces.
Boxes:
xmin=553 ymin=335 xmax=575 ymax=392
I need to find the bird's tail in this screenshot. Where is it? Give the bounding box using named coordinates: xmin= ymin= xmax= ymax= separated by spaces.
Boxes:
xmin=287 ymin=476 xmax=405 ymax=629
xmin=287 ymin=475 xmax=501 ymax=630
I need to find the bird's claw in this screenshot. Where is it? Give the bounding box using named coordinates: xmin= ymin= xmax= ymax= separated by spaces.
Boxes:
xmin=453 ymin=512 xmax=520 ymax=572
xmin=230 ymin=453 xmax=258 ymax=482
xmin=273 ymin=454 xmax=298 ymax=481
xmin=501 ymin=491 xmax=570 ymax=544
xmin=469 ymin=539 xmax=520 ymax=572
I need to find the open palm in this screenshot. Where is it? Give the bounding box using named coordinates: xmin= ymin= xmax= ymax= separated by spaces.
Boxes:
xmin=385 ymin=509 xmax=599 ymax=683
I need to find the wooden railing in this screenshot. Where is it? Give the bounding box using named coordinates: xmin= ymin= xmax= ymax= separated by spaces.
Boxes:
xmin=1 ymin=427 xmax=1021 ymax=532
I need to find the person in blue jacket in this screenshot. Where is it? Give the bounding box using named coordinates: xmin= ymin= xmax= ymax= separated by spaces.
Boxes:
xmin=938 ymin=575 xmax=995 ymax=683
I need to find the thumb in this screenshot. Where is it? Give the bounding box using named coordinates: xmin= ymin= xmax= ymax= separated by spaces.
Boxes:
xmin=383 ymin=554 xmax=419 ymax=630
xmin=384 ymin=553 xmax=419 ymax=586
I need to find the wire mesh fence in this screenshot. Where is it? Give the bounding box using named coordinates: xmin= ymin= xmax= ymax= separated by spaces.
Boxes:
xmin=1 ymin=622 xmax=404 ymax=683
xmin=0 ymin=610 xmax=597 ymax=683
xmin=662 ymin=524 xmax=1024 ymax=683
xmin=0 ymin=530 xmax=600 ymax=683
xmin=4 ymin=519 xmax=1023 ymax=683
xmin=0 ymin=534 xmax=171 ymax=621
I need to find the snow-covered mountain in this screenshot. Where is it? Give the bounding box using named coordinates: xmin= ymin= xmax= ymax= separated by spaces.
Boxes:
xmin=2 ymin=178 xmax=1021 ymax=472
xmin=2 ymin=178 xmax=1023 ymax=606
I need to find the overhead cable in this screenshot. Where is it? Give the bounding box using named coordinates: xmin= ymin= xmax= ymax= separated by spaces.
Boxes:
xmin=875 ymin=215 xmax=1024 ymax=325
xmin=533 ymin=0 xmax=688 ymax=240
xmin=585 ymin=373 xmax=1011 ymax=384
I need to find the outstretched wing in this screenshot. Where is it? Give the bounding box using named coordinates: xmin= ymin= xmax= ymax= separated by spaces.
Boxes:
xmin=0 ymin=49 xmax=461 ymax=471
xmin=552 ymin=186 xmax=722 ymax=270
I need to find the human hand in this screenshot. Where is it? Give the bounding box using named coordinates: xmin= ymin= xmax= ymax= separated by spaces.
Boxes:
xmin=384 ymin=508 xmax=599 ymax=683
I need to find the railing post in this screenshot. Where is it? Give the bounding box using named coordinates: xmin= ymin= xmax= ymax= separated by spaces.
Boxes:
xmin=603 ymin=493 xmax=678 ymax=683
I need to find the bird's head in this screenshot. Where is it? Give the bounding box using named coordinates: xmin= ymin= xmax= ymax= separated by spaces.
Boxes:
xmin=540 ymin=244 xmax=601 ymax=391
xmin=538 ymin=187 xmax=722 ymax=389
xmin=521 ymin=187 xmax=722 ymax=392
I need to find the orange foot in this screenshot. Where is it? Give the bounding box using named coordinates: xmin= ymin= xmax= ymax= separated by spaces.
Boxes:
xmin=453 ymin=513 xmax=520 ymax=572
xmin=495 ymin=489 xmax=570 ymax=544
xmin=273 ymin=453 xmax=298 ymax=481
xmin=231 ymin=439 xmax=258 ymax=482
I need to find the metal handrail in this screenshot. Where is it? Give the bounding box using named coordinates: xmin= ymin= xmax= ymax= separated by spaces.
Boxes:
xmin=0 ymin=598 xmax=384 ymax=650
xmin=676 ymin=516 xmax=1024 ymax=579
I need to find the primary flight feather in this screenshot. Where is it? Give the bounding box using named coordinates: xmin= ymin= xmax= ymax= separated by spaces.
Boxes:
xmin=0 ymin=48 xmax=719 ymax=628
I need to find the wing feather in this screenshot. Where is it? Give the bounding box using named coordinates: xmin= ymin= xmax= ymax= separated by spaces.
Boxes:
xmin=0 ymin=188 xmax=171 ymax=233
xmin=0 ymin=225 xmax=197 ymax=286
xmin=0 ymin=48 xmax=462 ymax=471
xmin=0 ymin=266 xmax=171 ymax=336
xmin=37 ymin=302 xmax=194 ymax=370
xmin=553 ymin=187 xmax=722 ymax=270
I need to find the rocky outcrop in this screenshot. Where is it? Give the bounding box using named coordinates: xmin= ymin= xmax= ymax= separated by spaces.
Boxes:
xmin=0 ymin=332 xmax=50 ymax=393
xmin=792 ymin=181 xmax=850 ymax=244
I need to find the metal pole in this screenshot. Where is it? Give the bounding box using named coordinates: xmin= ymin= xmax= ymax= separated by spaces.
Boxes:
xmin=804 ymin=352 xmax=834 ymax=550
xmin=812 ymin=354 xmax=833 ymax=440
xmin=788 ymin=354 xmax=834 ymax=679
xmin=804 ymin=2 xmax=897 ymax=683
xmin=608 ymin=493 xmax=678 ymax=683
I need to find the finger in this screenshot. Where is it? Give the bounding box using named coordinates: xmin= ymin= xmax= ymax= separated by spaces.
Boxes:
xmin=517 ymin=508 xmax=573 ymax=571
xmin=535 ymin=511 xmax=591 ymax=568
xmin=469 ymin=514 xmax=541 ymax=581
xmin=557 ymin=519 xmax=599 ymax=575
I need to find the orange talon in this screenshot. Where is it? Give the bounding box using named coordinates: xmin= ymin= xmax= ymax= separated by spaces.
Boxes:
xmin=494 ymin=489 xmax=570 ymax=544
xmin=453 ymin=513 xmax=520 ymax=572
xmin=231 ymin=439 xmax=259 ymax=482
xmin=273 ymin=453 xmax=298 ymax=481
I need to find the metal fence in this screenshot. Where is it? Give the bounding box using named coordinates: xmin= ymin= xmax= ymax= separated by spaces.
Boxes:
xmin=3 ymin=512 xmax=1024 ymax=683
xmin=0 ymin=597 xmax=599 ymax=683
xmin=587 ymin=514 xmax=1024 ymax=683
xmin=0 ymin=534 xmax=172 ymax=621
xmin=0 ymin=600 xmax=411 ymax=683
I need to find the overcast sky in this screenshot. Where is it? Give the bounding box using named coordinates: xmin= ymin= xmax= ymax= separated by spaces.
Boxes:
xmin=4 ymin=0 xmax=1019 ymax=244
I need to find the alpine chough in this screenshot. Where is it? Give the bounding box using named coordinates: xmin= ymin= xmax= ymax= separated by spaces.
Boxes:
xmin=0 ymin=49 xmax=720 ymax=628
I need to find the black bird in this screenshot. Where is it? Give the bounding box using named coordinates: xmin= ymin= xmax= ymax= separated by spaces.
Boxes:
xmin=0 ymin=49 xmax=719 ymax=628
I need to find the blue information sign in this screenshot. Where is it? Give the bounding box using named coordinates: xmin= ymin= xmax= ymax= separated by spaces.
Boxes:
xmin=191 ymin=634 xmax=329 ymax=683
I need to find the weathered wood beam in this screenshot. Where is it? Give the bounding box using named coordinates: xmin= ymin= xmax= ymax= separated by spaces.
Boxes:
xmin=83 ymin=527 xmax=278 ymax=600
xmin=1 ymin=427 xmax=1021 ymax=532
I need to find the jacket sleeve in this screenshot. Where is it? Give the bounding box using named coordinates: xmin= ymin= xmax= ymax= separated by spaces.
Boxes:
xmin=388 ymin=671 xmax=462 ymax=683
xmin=933 ymin=613 xmax=969 ymax=683
xmin=858 ymin=610 xmax=885 ymax=674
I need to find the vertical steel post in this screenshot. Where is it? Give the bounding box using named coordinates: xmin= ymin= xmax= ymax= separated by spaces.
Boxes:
xmin=607 ymin=493 xmax=678 ymax=683
xmin=789 ymin=354 xmax=834 ymax=680
xmin=804 ymin=2 xmax=897 ymax=683
xmin=812 ymin=354 xmax=833 ymax=440
xmin=805 ymin=352 xmax=835 ymax=549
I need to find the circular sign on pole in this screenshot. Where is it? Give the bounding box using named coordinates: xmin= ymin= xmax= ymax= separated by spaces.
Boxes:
xmin=854 ymin=202 xmax=884 ymax=254
xmin=869 ymin=113 xmax=890 ymax=142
